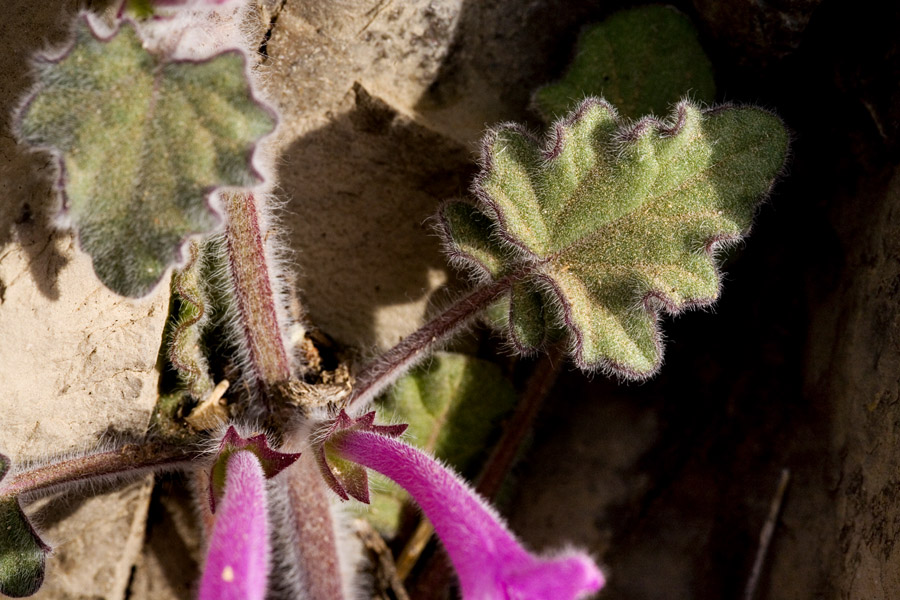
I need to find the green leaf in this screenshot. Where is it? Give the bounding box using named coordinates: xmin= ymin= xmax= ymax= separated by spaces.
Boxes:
xmin=383 ymin=352 xmax=517 ymax=468
xmin=440 ymin=99 xmax=788 ymax=378
xmin=361 ymin=352 xmax=517 ymax=535
xmin=439 ymin=201 xmax=510 ymax=280
xmin=507 ymin=282 xmax=550 ymax=352
xmin=167 ymin=240 xmax=215 ymax=401
xmin=0 ymin=455 xmax=49 ymax=598
xmin=17 ymin=19 xmax=274 ymax=297
xmin=534 ymin=5 xmax=715 ymax=121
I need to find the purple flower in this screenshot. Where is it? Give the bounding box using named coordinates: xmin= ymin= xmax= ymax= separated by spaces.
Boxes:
xmin=199 ymin=427 xmax=301 ymax=600
xmin=199 ymin=450 xmax=269 ymax=600
xmin=315 ymin=409 xmax=408 ymax=503
xmin=208 ymin=427 xmax=301 ymax=511
xmin=323 ymin=411 xmax=605 ymax=600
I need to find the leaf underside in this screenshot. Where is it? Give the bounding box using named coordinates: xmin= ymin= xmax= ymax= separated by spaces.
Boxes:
xmin=440 ymin=99 xmax=788 ymax=378
xmin=0 ymin=455 xmax=49 ymax=598
xmin=534 ymin=5 xmax=716 ymax=122
xmin=17 ymin=20 xmax=274 ymax=297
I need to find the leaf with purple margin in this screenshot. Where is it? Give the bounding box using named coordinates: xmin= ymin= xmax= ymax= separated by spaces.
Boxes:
xmin=16 ymin=19 xmax=274 ymax=297
xmin=440 ymin=202 xmax=556 ymax=352
xmin=439 ymin=99 xmax=788 ymax=378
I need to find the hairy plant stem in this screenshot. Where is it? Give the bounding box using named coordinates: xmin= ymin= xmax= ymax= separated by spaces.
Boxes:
xmin=222 ymin=191 xmax=293 ymax=396
xmin=348 ymin=275 xmax=516 ymax=413
xmin=274 ymin=445 xmax=352 ymax=600
xmin=0 ymin=442 xmax=200 ymax=501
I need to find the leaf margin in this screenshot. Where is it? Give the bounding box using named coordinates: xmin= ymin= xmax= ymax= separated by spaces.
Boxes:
xmin=12 ymin=13 xmax=278 ymax=298
xmin=441 ymin=97 xmax=789 ymax=380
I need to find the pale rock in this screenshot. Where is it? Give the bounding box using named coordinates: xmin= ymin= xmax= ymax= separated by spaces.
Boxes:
xmin=0 ymin=3 xmax=169 ymax=598
xmin=262 ymin=0 xmax=471 ymax=353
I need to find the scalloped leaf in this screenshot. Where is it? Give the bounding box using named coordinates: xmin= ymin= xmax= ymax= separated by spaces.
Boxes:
xmin=0 ymin=455 xmax=50 ymax=598
xmin=440 ymin=99 xmax=788 ymax=378
xmin=17 ymin=19 xmax=274 ymax=297
xmin=534 ymin=5 xmax=715 ymax=121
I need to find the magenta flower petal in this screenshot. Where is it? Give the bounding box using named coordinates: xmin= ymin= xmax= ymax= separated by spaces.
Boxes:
xmin=199 ymin=450 xmax=270 ymax=600
xmin=332 ymin=429 xmax=605 ymax=600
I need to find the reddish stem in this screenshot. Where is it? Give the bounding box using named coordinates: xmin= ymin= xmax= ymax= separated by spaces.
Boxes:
xmin=222 ymin=191 xmax=293 ymax=394
xmin=348 ymin=275 xmax=514 ymax=413
xmin=475 ymin=350 xmax=562 ymax=499
xmin=1 ymin=442 xmax=198 ymax=501
xmin=275 ymin=453 xmax=352 ymax=600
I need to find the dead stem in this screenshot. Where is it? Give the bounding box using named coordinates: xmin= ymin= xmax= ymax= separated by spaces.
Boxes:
xmin=356 ymin=518 xmax=411 ymax=600
xmin=743 ymin=468 xmax=791 ymax=600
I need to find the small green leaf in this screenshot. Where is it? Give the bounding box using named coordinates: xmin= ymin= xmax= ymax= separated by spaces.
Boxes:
xmin=167 ymin=240 xmax=215 ymax=401
xmin=381 ymin=353 xmax=517 ymax=469
xmin=534 ymin=5 xmax=715 ymax=121
xmin=17 ymin=19 xmax=274 ymax=297
xmin=0 ymin=500 xmax=47 ymax=598
xmin=0 ymin=455 xmax=49 ymax=598
xmin=482 ymin=296 xmax=512 ymax=331
xmin=440 ymin=99 xmax=788 ymax=378
xmin=362 ymin=353 xmax=516 ymax=535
